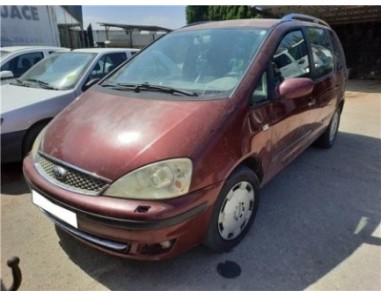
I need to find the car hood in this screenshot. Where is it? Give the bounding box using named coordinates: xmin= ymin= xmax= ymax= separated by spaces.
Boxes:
xmin=41 ymin=87 xmax=229 ymax=181
xmin=1 ymin=84 xmax=73 ymax=113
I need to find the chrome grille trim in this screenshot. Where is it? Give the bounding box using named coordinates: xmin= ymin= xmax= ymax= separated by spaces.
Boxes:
xmin=35 ymin=152 xmax=110 ymax=195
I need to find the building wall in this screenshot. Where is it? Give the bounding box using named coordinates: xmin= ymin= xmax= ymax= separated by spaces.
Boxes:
xmin=53 ymin=6 xmax=83 ymax=48
xmin=62 ymin=5 xmax=82 ymax=24
xmin=93 ymin=29 xmax=165 ymax=48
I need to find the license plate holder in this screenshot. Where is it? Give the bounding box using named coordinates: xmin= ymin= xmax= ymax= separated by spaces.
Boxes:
xmin=32 ymin=190 xmax=78 ymax=229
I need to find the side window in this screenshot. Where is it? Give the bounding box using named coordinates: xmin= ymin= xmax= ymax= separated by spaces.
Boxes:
xmin=89 ymin=52 xmax=127 ymax=80
xmin=250 ymin=72 xmax=268 ymax=107
xmin=329 ymin=31 xmax=346 ymax=71
xmin=107 ymin=52 xmax=127 ymax=70
xmin=1 ymin=52 xmax=43 ymax=78
xmin=273 ymin=30 xmax=310 ymax=80
xmin=306 ymin=28 xmax=334 ymax=78
xmin=1 ymin=61 xmax=11 ymax=71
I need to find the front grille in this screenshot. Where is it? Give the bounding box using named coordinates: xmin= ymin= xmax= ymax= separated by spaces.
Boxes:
xmin=37 ymin=154 xmax=109 ymax=195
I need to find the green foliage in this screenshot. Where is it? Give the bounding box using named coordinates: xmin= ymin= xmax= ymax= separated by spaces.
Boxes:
xmin=186 ymin=6 xmax=208 ymax=24
xmin=186 ymin=6 xmax=259 ymax=24
xmin=237 ymin=6 xmax=249 ymax=19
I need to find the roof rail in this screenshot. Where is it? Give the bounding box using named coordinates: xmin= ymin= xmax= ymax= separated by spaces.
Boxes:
xmin=281 ymin=13 xmax=330 ymax=28
xmin=181 ymin=21 xmax=210 ymax=29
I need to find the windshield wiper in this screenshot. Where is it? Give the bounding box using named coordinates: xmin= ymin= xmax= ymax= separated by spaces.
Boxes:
xmin=136 ymin=83 xmax=198 ymax=97
xmin=24 ymin=78 xmax=58 ymax=90
xmin=101 ymin=83 xmax=119 ymax=88
xmin=25 ymin=78 xmax=49 ymax=85
xmin=11 ymin=79 xmax=28 ymax=87
xmin=103 ymin=82 xmax=198 ymax=97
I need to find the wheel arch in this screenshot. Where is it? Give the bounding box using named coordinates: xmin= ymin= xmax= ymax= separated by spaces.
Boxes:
xmin=22 ymin=118 xmax=52 ymax=156
xmin=237 ymin=156 xmax=264 ymax=185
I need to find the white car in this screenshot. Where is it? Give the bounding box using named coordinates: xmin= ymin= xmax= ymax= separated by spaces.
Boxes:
xmin=0 ymin=46 xmax=69 ymax=84
xmin=1 ymin=47 xmax=139 ymax=163
xmin=273 ymin=39 xmax=325 ymax=79
xmin=274 ymin=49 xmax=306 ymax=78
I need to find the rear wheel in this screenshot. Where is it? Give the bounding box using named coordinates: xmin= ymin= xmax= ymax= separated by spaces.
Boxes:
xmin=204 ymin=166 xmax=260 ymax=252
xmin=315 ymin=108 xmax=341 ymax=149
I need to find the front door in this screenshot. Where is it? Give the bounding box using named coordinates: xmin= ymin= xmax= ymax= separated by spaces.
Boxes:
xmin=267 ymin=30 xmax=316 ymax=176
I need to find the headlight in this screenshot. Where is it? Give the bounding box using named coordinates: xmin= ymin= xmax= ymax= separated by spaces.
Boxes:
xmin=104 ymin=158 xmax=193 ymax=200
xmin=31 ymin=126 xmax=48 ymax=160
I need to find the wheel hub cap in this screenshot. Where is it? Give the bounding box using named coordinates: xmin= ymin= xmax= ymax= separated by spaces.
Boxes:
xmin=218 ymin=181 xmax=255 ymax=240
xmin=234 ymin=202 xmax=245 ymax=220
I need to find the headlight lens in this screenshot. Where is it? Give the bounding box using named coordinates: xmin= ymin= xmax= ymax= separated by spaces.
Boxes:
xmin=31 ymin=126 xmax=48 ymax=160
xmin=104 ymin=158 xmax=193 ymax=199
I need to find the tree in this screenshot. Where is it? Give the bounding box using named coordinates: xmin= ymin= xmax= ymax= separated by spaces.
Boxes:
xmin=226 ymin=6 xmax=239 ymax=20
xmin=87 ymin=24 xmax=94 ymax=48
xmin=237 ymin=6 xmax=249 ymax=19
xmin=186 ymin=5 xmax=260 ymax=24
xmin=186 ymin=6 xmax=208 ymax=24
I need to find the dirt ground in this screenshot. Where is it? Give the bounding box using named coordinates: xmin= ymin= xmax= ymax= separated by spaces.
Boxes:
xmin=1 ymin=79 xmax=380 ymax=291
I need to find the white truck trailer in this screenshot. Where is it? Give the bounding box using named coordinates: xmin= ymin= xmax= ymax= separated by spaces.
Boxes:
xmin=1 ymin=5 xmax=76 ymax=47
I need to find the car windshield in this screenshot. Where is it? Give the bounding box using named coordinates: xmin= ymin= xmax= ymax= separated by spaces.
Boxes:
xmin=19 ymin=52 xmax=96 ymax=90
xmin=103 ymin=28 xmax=269 ymax=99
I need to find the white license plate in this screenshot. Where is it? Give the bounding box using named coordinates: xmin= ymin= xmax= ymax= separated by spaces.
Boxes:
xmin=32 ymin=190 xmax=78 ymax=229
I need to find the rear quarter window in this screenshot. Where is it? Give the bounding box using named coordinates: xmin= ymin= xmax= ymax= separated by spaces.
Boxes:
xmin=329 ymin=31 xmax=346 ymax=71
xmin=306 ymin=28 xmax=334 ymax=78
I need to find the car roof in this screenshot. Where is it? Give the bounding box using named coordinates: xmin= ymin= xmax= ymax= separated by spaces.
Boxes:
xmin=0 ymin=46 xmax=67 ymax=52
xmin=72 ymin=48 xmax=139 ymax=54
xmin=179 ymin=19 xmax=280 ymax=31
xmin=179 ymin=18 xmax=330 ymax=32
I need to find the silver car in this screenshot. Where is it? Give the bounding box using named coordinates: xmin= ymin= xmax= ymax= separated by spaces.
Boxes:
xmin=1 ymin=48 xmax=139 ymax=163
xmin=0 ymin=46 xmax=69 ymax=84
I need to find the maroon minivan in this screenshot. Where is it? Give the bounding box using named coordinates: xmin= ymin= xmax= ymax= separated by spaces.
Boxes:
xmin=23 ymin=14 xmax=347 ymax=260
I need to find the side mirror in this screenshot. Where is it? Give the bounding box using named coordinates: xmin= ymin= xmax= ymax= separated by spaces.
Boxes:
xmin=279 ymin=78 xmax=314 ymax=100
xmin=0 ymin=71 xmax=14 ymax=80
xmin=82 ymin=78 xmax=100 ymax=91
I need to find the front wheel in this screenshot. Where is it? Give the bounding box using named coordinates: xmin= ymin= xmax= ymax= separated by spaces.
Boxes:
xmin=204 ymin=166 xmax=260 ymax=252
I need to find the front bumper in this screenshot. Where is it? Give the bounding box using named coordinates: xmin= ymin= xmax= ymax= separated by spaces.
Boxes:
xmin=23 ymin=155 xmax=223 ymax=260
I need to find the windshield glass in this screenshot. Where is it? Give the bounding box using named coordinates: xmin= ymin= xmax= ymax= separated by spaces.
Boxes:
xmin=19 ymin=52 xmax=96 ymax=90
xmin=103 ymin=28 xmax=268 ymax=98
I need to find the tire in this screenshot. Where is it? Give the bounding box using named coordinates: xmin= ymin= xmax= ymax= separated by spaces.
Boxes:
xmin=315 ymin=108 xmax=341 ymax=149
xmin=204 ymin=166 xmax=260 ymax=252
xmin=22 ymin=123 xmax=47 ymax=158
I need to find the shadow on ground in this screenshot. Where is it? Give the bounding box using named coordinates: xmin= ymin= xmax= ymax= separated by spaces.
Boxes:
xmin=53 ymin=131 xmax=381 ymax=290
xmin=1 ymin=162 xmax=29 ymax=195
